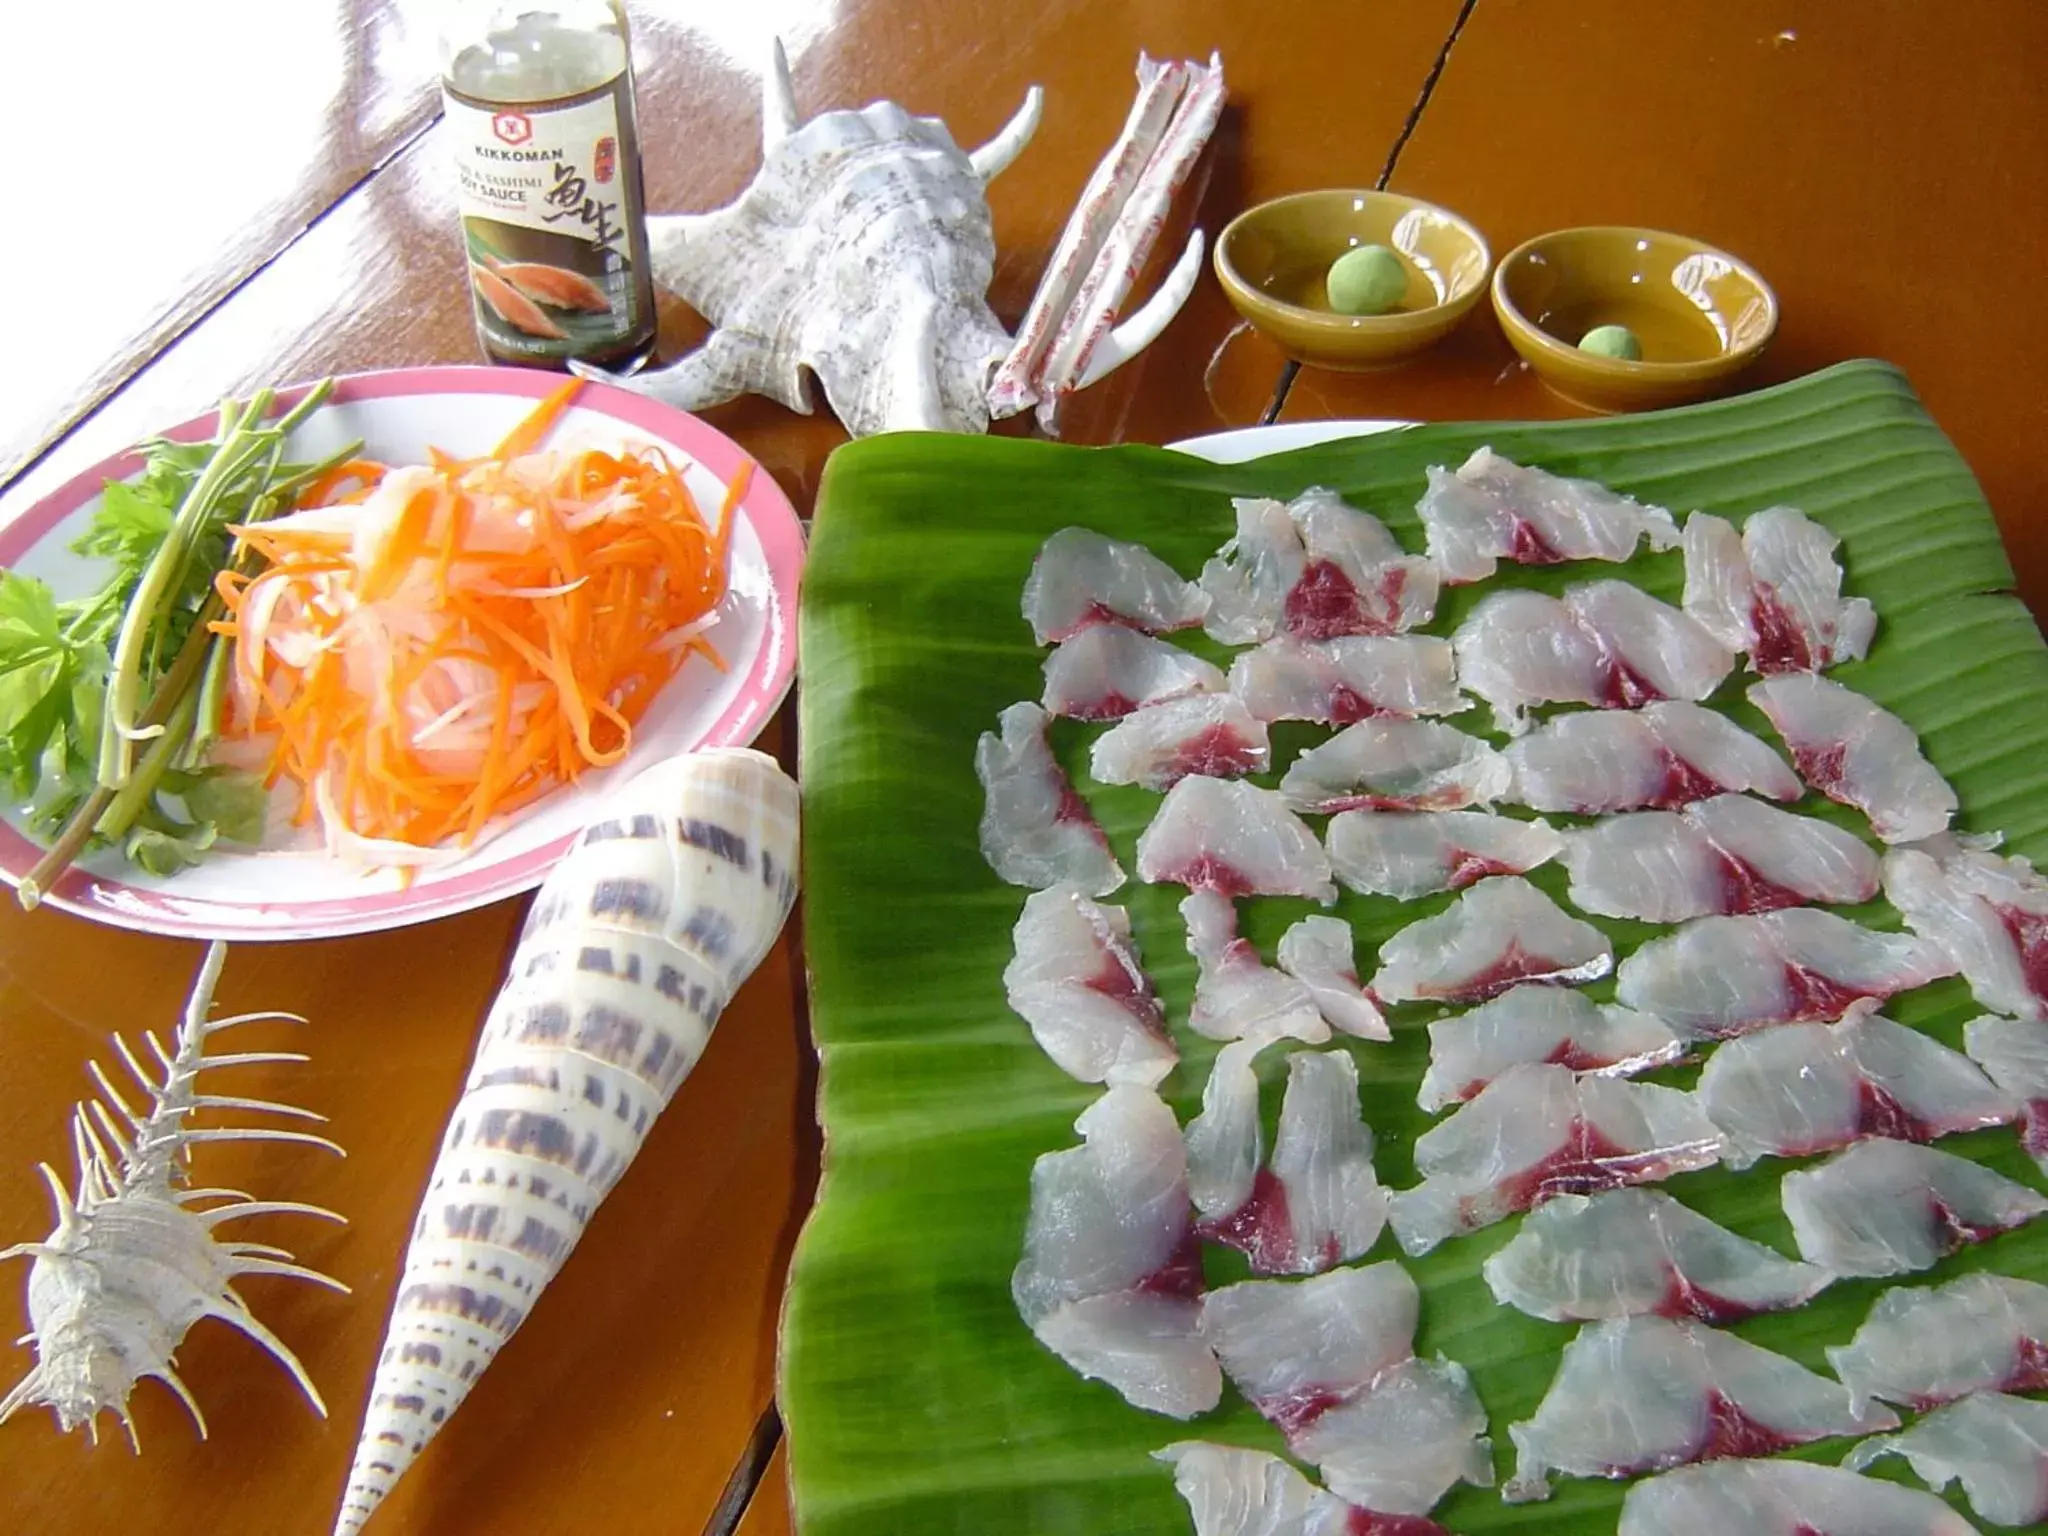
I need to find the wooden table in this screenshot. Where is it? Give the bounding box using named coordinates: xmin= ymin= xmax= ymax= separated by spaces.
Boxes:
xmin=1 ymin=3 xmax=2042 ymax=1533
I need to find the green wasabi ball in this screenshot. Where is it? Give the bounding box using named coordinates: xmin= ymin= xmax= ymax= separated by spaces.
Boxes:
xmin=1580 ymin=324 xmax=1643 ymax=361
xmin=1326 ymin=244 xmax=1408 ymax=316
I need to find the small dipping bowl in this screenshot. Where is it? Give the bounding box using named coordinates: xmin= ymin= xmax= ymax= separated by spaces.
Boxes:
xmin=1491 ymin=226 xmax=1779 ymax=412
xmin=1214 ymin=189 xmax=1492 ymax=370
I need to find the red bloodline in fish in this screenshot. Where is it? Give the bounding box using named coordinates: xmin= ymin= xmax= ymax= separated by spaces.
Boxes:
xmin=1326 ymin=685 xmax=1394 ymax=726
xmin=1927 ymin=1191 xmax=2029 ymax=1256
xmin=1490 ymin=1117 xmax=1654 ymax=1217
xmin=1344 ymin=1510 xmax=1452 ymax=1536
xmin=1749 ymin=588 xmax=1820 ymax=674
xmin=1286 ymin=561 xmax=1369 ymax=640
xmin=1133 ymin=1230 xmax=1206 ymax=1301
xmin=1646 ymin=752 xmax=1732 ymax=809
xmin=1543 ymin=1040 xmax=1635 ymax=1075
xmin=1423 ymin=941 xmax=1581 ymax=1005
xmin=1317 ymin=788 xmax=1476 ymax=815
xmin=1996 ymin=904 xmax=2048 ymax=1011
xmin=1506 ymin=517 xmax=1565 ymax=564
xmin=1196 ymin=1166 xmax=1298 ymax=1273
xmin=1064 ymin=691 xmax=1138 ymax=722
xmin=1080 ymin=955 xmax=1164 ymax=1031
xmin=1596 ymin=656 xmax=1668 ymax=711
xmin=1257 ymin=1384 xmax=1351 ymax=1440
xmin=2003 ymin=1335 xmax=2048 ymax=1395
xmin=1161 ymin=723 xmax=1264 ymax=786
xmin=1693 ymin=1390 xmax=1804 ymax=1462
xmin=1781 ymin=966 xmax=1886 ymax=1024
xmin=2022 ymin=1103 xmax=2048 ymax=1160
xmin=1657 ymin=1270 xmax=1767 ymax=1326
xmin=1710 ymin=849 xmax=1806 ymax=916
xmin=1445 ymin=850 xmax=1519 ymax=890
xmin=1158 ymin=856 xmax=1259 ymax=896
xmin=1790 ymin=740 xmax=1850 ymax=797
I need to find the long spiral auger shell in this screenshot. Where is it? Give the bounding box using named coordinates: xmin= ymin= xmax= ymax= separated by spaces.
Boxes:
xmin=333 ymin=747 xmax=801 ymax=1536
xmin=0 ymin=940 xmax=348 ymax=1449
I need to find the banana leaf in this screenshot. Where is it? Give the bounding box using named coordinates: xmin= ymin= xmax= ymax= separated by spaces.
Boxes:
xmin=787 ymin=360 xmax=2048 ymax=1533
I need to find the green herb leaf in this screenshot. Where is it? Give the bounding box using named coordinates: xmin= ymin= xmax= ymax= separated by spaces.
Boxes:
xmin=165 ymin=767 xmax=268 ymax=847
xmin=124 ymin=818 xmax=218 ymax=878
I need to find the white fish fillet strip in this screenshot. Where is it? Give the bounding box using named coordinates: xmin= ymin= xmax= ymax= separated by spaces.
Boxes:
xmin=1846 ymin=1392 xmax=2048 ymax=1529
xmin=1780 ymin=1136 xmax=2048 ymax=1279
xmin=1887 ymin=840 xmax=2048 ymax=1022
xmin=1418 ymin=984 xmax=1685 ymax=1112
xmin=1617 ymin=1458 xmax=1981 ymax=1536
xmin=1965 ymin=1013 xmax=2048 ymax=1171
xmin=1827 ymin=1271 xmax=2048 ymax=1411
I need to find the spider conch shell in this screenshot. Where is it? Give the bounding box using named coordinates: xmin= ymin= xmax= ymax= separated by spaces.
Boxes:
xmin=332 ymin=747 xmax=801 ymax=1536
xmin=0 ymin=941 xmax=348 ymax=1448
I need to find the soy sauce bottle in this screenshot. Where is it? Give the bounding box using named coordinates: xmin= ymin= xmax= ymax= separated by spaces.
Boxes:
xmin=439 ymin=1 xmax=658 ymax=370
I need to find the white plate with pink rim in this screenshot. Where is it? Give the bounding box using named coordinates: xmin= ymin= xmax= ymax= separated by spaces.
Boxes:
xmin=1166 ymin=419 xmax=1411 ymax=464
xmin=0 ymin=366 xmax=805 ymax=942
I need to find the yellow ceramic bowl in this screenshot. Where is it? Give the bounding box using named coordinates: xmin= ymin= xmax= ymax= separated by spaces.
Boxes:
xmin=1214 ymin=189 xmax=1492 ymax=370
xmin=1491 ymin=226 xmax=1779 ymax=413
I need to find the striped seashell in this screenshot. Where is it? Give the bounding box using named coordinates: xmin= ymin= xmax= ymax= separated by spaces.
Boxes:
xmin=333 ymin=746 xmax=801 ymax=1535
xmin=1 ymin=941 xmax=347 ymax=1448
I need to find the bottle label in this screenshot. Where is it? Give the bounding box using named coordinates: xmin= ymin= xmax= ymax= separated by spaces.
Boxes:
xmin=444 ymin=74 xmax=655 ymax=365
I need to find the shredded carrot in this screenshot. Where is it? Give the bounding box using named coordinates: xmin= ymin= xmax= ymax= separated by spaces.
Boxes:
xmin=216 ymin=380 xmax=747 ymax=854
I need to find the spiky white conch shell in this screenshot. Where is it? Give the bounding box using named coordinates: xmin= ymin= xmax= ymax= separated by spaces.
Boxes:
xmin=333 ymin=747 xmax=801 ymax=1536
xmin=0 ymin=941 xmax=348 ymax=1449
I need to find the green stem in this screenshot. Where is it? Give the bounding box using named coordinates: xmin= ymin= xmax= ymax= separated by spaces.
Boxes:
xmin=97 ymin=688 xmax=200 ymax=843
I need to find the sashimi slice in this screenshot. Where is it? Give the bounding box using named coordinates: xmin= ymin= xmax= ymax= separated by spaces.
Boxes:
xmin=1228 ymin=636 xmax=1464 ymax=725
xmin=1781 ymin=1137 xmax=2048 ymax=1279
xmin=1504 ymin=1315 xmax=1897 ymax=1501
xmin=1012 ymin=1084 xmax=1221 ymax=1417
xmin=1697 ymin=1012 xmax=2017 ymax=1168
xmin=1887 ymin=842 xmax=2048 ymax=1022
xmin=1197 ymin=1046 xmax=1387 ymax=1273
xmin=1417 ymin=985 xmax=1686 ymax=1112
xmin=1450 ymin=590 xmax=1612 ymax=732
xmin=1279 ymin=719 xmax=1510 ymax=815
xmin=1388 ymin=1063 xmax=1726 ymax=1255
xmin=1183 ymin=891 xmax=1332 ymax=1047
xmin=1137 ymin=776 xmax=1338 ymax=902
xmin=1846 ymin=1392 xmax=2048 ymax=1529
xmin=1369 ymin=876 xmax=1613 ymax=1006
xmin=1090 ymin=693 xmax=1271 ymax=790
xmin=1200 ymin=495 xmax=1309 ymax=645
xmin=1041 ymin=624 xmax=1226 ymax=719
xmin=1617 ymin=1457 xmax=1981 ymax=1536
xmin=1198 ymin=1263 xmax=1420 ymax=1428
xmin=1614 ymin=909 xmax=1958 ymax=1039
xmin=1749 ymin=673 xmax=1958 ymax=844
xmin=1827 ymin=1273 xmax=2048 ymax=1411
xmin=1298 ymin=1357 xmax=1494 ymax=1517
xmin=977 ymin=701 xmax=1123 ymax=895
xmin=1566 ymin=579 xmax=1738 ymax=703
xmin=1417 ymin=446 xmax=1680 ymax=583
xmin=1559 ymin=794 xmax=1880 ymax=923
xmin=1154 ymin=1443 xmax=1453 ymax=1536
xmin=1505 ymin=700 xmax=1801 ymax=814
xmin=1003 ymin=884 xmax=1175 ymax=1087
xmin=1284 ymin=487 xmax=1441 ymax=639
xmin=1483 ymin=1189 xmax=1831 ymax=1324
xmin=1965 ymin=1014 xmax=2048 ymax=1170
xmin=1199 ymin=1265 xmax=1491 ymax=1517
xmin=1022 ymin=526 xmax=1208 ymax=643
xmin=1276 ymin=915 xmax=1390 ymax=1040
xmin=1329 ymin=810 xmax=1562 ymax=902
xmin=1186 ymin=1040 xmax=1263 ymax=1223
xmin=1682 ymin=508 xmax=1877 ymax=674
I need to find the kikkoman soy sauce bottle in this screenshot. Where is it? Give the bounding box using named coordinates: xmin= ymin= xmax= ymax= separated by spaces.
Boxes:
xmin=439 ymin=0 xmax=658 ymax=370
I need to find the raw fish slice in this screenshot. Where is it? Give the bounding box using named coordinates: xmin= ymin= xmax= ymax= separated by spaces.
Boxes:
xmin=1417 ymin=985 xmax=1686 ymax=1112
xmin=1022 ymin=526 xmax=1209 ymax=644
xmin=1505 ymin=701 xmax=1800 ymax=813
xmin=1482 ymin=1189 xmax=1831 ymax=1324
xmin=1887 ymin=843 xmax=2048 ymax=1022
xmin=1012 ymin=1085 xmax=1220 ymax=1417
xmin=1749 ymin=673 xmax=1958 ymax=844
xmin=1275 ymin=915 xmax=1390 ymax=1040
xmin=1388 ymin=1063 xmax=1725 ymax=1255
xmin=1138 ymin=776 xmax=1338 ymax=901
xmin=1152 ymin=1442 xmax=1366 ymax=1536
xmin=1041 ymin=625 xmax=1227 ymax=719
xmin=1329 ymin=810 xmax=1562 ymax=902
xmin=1186 ymin=1040 xmax=1263 ymax=1221
xmin=977 ymin=701 xmax=1124 ymax=895
xmin=1090 ymin=693 xmax=1271 ymax=790
xmin=1682 ymin=508 xmax=1877 ymax=674
xmin=1697 ymin=1013 xmax=2017 ymax=1169
xmin=1003 ymin=884 xmax=1175 ymax=1087
xmin=1197 ymin=1046 xmax=1386 ymax=1273
xmin=1827 ymin=1273 xmax=2048 ymax=1410
xmin=1684 ymin=792 xmax=1881 ymax=902
xmin=1198 ymin=1263 xmax=1420 ymax=1424
xmin=1451 ymin=590 xmax=1613 ymax=733
xmin=1279 ymin=719 xmax=1510 ymax=815
xmin=1298 ymin=1357 xmax=1495 ymax=1516
xmin=1417 ymin=445 xmax=1680 ymax=583
xmin=1965 ymin=1014 xmax=2048 ymax=1170
xmin=1614 ymin=909 xmax=1958 ymax=1039
xmin=1183 ymin=891 xmax=1332 ymax=1047
xmin=1781 ymin=1137 xmax=2048 ymax=1279
xmin=1847 ymin=1392 xmax=2048 ymax=1528
xmin=1369 ymin=876 xmax=1613 ymax=1006
xmin=1200 ymin=496 xmax=1309 ymax=645
xmin=1228 ymin=636 xmax=1464 ymax=725
xmin=1566 ymin=579 xmax=1738 ymax=704
xmin=1285 ymin=487 xmax=1441 ymax=639
xmin=1505 ymin=1316 xmax=1897 ymax=1501
xmin=1617 ymin=1457 xmax=1981 ymax=1536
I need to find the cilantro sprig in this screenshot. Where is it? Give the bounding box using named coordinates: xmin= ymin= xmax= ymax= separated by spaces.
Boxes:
xmin=4 ymin=381 xmax=361 ymax=904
